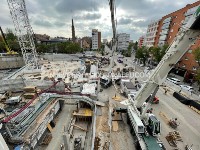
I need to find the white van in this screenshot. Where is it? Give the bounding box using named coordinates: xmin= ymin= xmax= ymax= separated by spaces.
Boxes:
xmin=166 ymin=77 xmax=181 ymax=85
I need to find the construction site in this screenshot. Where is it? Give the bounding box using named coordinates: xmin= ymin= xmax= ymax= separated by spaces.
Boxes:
xmin=0 ymin=0 xmax=200 ymax=150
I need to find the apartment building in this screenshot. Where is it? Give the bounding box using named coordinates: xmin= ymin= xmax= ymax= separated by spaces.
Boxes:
xmin=92 ymin=29 xmax=101 ymax=50
xmin=138 ymin=36 xmax=145 ymax=48
xmin=145 ymin=20 xmax=160 ymax=47
xmin=117 ymin=33 xmax=130 ymax=51
xmin=143 ymin=1 xmax=200 ymax=79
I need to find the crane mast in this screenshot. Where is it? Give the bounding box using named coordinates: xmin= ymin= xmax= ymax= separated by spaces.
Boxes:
xmin=7 ymin=0 xmax=39 ymax=69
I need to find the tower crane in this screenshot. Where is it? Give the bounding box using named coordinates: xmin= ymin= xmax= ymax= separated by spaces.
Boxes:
xmin=127 ymin=6 xmax=200 ymax=150
xmin=7 ymin=0 xmax=39 ymax=69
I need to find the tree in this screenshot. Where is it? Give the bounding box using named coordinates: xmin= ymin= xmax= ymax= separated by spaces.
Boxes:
xmin=195 ymin=69 xmax=200 ymax=91
xmin=192 ymin=47 xmax=200 ymax=91
xmin=36 ymin=43 xmax=49 ymax=53
xmin=192 ymin=47 xmax=200 ymax=66
xmin=133 ymin=41 xmax=138 ymax=51
xmin=150 ymin=44 xmax=168 ymax=63
xmin=0 ymin=28 xmax=21 ymax=53
xmin=135 ymin=46 xmax=149 ymax=65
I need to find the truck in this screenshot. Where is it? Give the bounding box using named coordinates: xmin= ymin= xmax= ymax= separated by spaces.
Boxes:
xmin=120 ymin=79 xmax=137 ymax=97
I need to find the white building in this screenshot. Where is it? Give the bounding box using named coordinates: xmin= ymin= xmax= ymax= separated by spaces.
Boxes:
xmin=92 ymin=29 xmax=101 ymax=50
xmin=145 ymin=20 xmax=160 ymax=47
xmin=103 ymin=39 xmax=108 ymax=44
xmin=117 ymin=33 xmax=130 ymax=51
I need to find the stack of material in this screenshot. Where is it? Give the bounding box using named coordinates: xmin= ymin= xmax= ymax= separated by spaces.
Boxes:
xmin=23 ymin=86 xmax=36 ymax=93
xmin=23 ymin=86 xmax=37 ymax=99
xmin=165 ymin=131 xmax=183 ymax=147
xmin=23 ymin=93 xmax=36 ymax=99
xmin=81 ymin=83 xmax=97 ymax=95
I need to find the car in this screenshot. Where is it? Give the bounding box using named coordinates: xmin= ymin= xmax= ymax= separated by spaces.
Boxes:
xmin=140 ymin=64 xmax=144 ymax=67
xmin=179 ymin=85 xmax=194 ymax=92
xmin=117 ymin=59 xmax=123 ymax=63
xmin=166 ymin=77 xmax=181 ymax=85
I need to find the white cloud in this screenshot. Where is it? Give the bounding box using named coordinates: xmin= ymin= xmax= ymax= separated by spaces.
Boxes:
xmin=0 ymin=0 xmax=198 ymax=41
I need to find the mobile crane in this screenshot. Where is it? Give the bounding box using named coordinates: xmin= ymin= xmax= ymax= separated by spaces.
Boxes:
xmin=127 ymin=6 xmax=200 ymax=150
xmin=0 ymin=26 xmax=18 ymax=55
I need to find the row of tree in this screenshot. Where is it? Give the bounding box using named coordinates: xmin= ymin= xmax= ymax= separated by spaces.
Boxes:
xmin=135 ymin=44 xmax=169 ymax=65
xmin=0 ymin=28 xmax=82 ymax=54
xmin=0 ymin=29 xmax=20 ymax=53
xmin=36 ymin=42 xmax=81 ymax=54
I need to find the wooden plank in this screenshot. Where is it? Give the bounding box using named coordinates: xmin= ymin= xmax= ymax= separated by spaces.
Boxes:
xmin=112 ymin=121 xmax=119 ymax=132
xmin=47 ymin=123 xmax=53 ymax=132
xmin=95 ymin=101 xmax=105 ymax=107
xmin=73 ymin=124 xmax=88 ymax=131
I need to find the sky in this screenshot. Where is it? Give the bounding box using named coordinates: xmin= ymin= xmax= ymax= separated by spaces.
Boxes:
xmin=0 ymin=0 xmax=198 ymax=41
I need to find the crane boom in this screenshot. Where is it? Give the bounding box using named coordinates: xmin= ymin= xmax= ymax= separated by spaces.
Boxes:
xmin=130 ymin=7 xmax=200 ymax=116
xmin=108 ymin=0 xmax=117 ymax=73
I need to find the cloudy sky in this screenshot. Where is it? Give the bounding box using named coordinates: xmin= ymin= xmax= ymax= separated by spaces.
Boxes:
xmin=0 ymin=0 xmax=198 ymax=41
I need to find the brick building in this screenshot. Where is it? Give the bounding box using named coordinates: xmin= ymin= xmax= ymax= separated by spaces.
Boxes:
xmin=144 ymin=1 xmax=200 ymax=80
xmin=138 ymin=36 xmax=145 ymax=48
xmin=92 ymin=29 xmax=101 ymax=50
xmin=145 ymin=20 xmax=160 ymax=47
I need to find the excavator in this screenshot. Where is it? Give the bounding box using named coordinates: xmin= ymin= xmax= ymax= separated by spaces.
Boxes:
xmin=127 ymin=6 xmax=200 ymax=150
xmin=0 ymin=26 xmax=18 ymax=55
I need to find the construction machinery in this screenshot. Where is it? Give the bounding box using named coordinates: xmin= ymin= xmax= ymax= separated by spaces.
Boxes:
xmin=127 ymin=6 xmax=200 ymax=150
xmin=7 ymin=0 xmax=39 ymax=69
xmin=168 ymin=118 xmax=178 ymax=129
xmin=0 ymin=26 xmax=18 ymax=55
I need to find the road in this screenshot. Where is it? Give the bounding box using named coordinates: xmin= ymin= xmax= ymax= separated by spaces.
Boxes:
xmin=98 ymin=48 xmax=200 ymax=150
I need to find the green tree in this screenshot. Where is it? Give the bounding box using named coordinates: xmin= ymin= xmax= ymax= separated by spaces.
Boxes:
xmin=150 ymin=44 xmax=168 ymax=63
xmin=65 ymin=42 xmax=81 ymax=54
xmin=133 ymin=41 xmax=138 ymax=50
xmin=6 ymin=28 xmax=16 ymax=41
xmin=192 ymin=47 xmax=200 ymax=91
xmin=135 ymin=46 xmax=149 ymax=65
xmin=192 ymin=47 xmax=200 ymax=66
xmin=36 ymin=43 xmax=49 ymax=53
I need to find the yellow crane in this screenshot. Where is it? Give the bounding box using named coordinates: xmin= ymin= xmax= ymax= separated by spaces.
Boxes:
xmin=0 ymin=26 xmax=18 ymax=55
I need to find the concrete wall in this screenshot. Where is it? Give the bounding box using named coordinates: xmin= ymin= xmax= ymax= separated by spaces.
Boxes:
xmin=0 ymin=56 xmax=24 ymax=69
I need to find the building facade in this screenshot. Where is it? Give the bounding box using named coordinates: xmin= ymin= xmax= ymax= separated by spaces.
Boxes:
xmin=145 ymin=20 xmax=159 ymax=47
xmin=117 ymin=33 xmax=130 ymax=51
xmin=92 ymin=29 xmax=101 ymax=50
xmin=103 ymin=39 xmax=108 ymax=44
xmin=138 ymin=36 xmax=145 ymax=48
xmin=143 ymin=1 xmax=200 ymax=79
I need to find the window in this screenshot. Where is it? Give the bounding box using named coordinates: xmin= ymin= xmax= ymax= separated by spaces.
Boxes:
xmin=185 ymin=57 xmax=188 ymax=60
xmin=188 ymin=49 xmax=192 ymax=53
xmin=182 ymin=64 xmax=186 ymax=68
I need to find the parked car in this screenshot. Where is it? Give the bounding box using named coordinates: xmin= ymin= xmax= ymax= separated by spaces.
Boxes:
xmin=117 ymin=59 xmax=123 ymax=63
xmin=166 ymin=77 xmax=181 ymax=85
xmin=140 ymin=64 xmax=144 ymax=67
xmin=179 ymin=85 xmax=194 ymax=92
